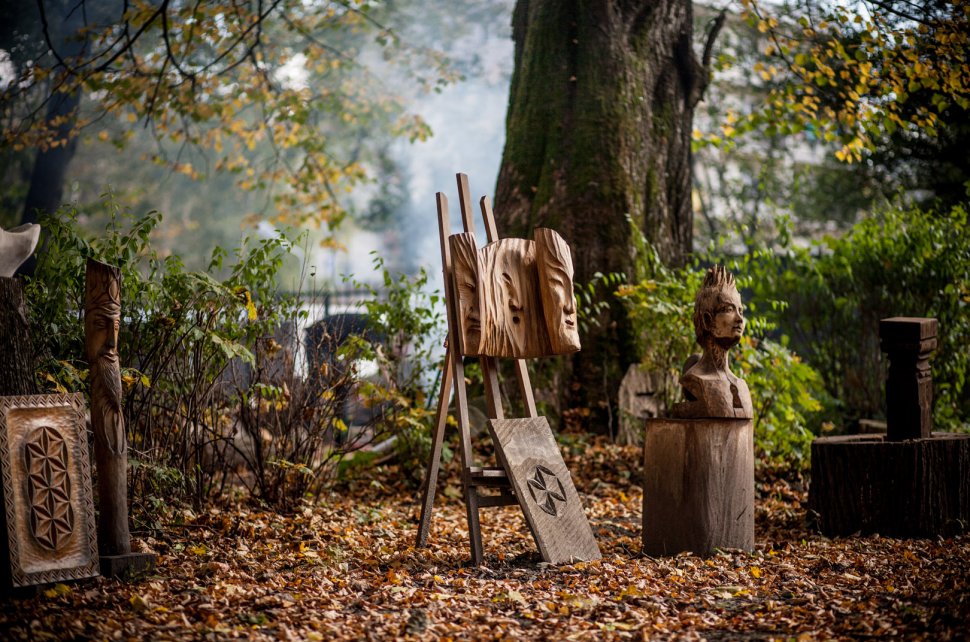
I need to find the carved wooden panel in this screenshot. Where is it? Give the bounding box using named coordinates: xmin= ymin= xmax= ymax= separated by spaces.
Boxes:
xmin=479 ymin=238 xmax=550 ymax=358
xmin=0 ymin=394 xmax=99 ymax=587
xmin=449 ymin=229 xmax=582 ymax=359
xmin=448 ymin=232 xmax=484 ymax=357
xmin=489 ymin=417 xmax=601 ymax=564
xmin=534 ymin=228 xmax=581 ymax=354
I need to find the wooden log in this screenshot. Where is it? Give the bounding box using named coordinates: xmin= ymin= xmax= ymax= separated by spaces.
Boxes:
xmin=809 ymin=433 xmax=970 ymax=537
xmin=0 ymin=277 xmax=39 ymax=397
xmin=642 ymin=418 xmax=754 ymax=557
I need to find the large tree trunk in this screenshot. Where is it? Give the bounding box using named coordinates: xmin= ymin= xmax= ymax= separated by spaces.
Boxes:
xmin=17 ymin=0 xmax=87 ymax=277
xmin=494 ymin=0 xmax=716 ymax=429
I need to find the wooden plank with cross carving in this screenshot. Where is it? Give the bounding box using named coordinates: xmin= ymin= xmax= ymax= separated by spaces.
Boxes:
xmin=488 ymin=417 xmax=601 ymax=564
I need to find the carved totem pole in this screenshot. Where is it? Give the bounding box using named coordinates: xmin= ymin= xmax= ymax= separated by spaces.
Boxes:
xmin=643 ymin=265 xmax=755 ymax=557
xmin=84 ymin=259 xmax=154 ymax=575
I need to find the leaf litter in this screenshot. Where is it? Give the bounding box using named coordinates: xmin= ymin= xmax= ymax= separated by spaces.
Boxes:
xmin=0 ymin=437 xmax=966 ymax=640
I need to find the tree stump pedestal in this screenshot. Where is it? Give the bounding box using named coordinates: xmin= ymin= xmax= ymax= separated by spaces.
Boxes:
xmin=642 ymin=418 xmax=754 ymax=557
xmin=809 ymin=433 xmax=970 ymax=537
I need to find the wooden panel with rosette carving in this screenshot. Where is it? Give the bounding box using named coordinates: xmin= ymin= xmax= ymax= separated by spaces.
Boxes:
xmin=0 ymin=394 xmax=99 ymax=587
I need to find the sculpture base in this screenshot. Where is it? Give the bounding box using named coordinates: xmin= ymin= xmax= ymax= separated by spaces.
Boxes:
xmin=809 ymin=433 xmax=970 ymax=537
xmin=642 ymin=418 xmax=754 ymax=557
xmin=100 ymin=552 xmax=156 ymax=579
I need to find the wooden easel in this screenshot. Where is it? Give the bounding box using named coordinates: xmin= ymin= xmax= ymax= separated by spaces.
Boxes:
xmin=415 ymin=174 xmax=536 ymax=566
xmin=416 ymin=174 xmax=599 ymax=566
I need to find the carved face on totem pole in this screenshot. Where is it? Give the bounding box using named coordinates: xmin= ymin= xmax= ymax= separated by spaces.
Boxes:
xmin=85 ymin=259 xmax=126 ymax=456
xmin=449 ymin=233 xmax=484 ymax=356
xmin=535 ymin=228 xmax=581 ymax=354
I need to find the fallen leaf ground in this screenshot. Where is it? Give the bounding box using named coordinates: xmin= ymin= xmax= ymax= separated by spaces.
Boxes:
xmin=1 ymin=438 xmax=967 ymax=640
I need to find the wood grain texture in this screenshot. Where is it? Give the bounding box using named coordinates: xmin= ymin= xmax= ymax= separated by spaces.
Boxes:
xmin=0 ymin=394 xmax=99 ymax=587
xmin=448 ymin=233 xmax=484 ymax=357
xmin=642 ymin=418 xmax=754 ymax=557
xmin=0 ymin=278 xmax=39 ymax=397
xmin=84 ymin=258 xmax=131 ymax=557
xmin=809 ymin=433 xmax=970 ymax=537
xmin=489 ymin=417 xmax=601 ymax=564
xmin=479 ymin=238 xmax=550 ymax=358
xmin=534 ymin=228 xmax=581 ymax=354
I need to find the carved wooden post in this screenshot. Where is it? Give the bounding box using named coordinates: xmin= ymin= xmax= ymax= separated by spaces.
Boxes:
xmin=84 ymin=259 xmax=154 ymax=576
xmin=810 ymin=316 xmax=970 ymax=537
xmin=880 ymin=317 xmax=937 ymax=441
xmin=84 ymin=259 xmax=129 ymax=557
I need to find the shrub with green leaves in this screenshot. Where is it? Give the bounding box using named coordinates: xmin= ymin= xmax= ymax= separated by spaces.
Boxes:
xmin=745 ymin=202 xmax=970 ymax=431
xmin=339 ymin=253 xmax=449 ymax=483
xmin=618 ymin=234 xmax=828 ymax=467
xmin=25 ymin=194 xmax=353 ymax=512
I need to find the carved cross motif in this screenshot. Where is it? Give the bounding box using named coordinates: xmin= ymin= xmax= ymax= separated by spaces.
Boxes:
xmin=526 ymin=465 xmax=567 ymax=517
xmin=23 ymin=425 xmax=75 ymax=551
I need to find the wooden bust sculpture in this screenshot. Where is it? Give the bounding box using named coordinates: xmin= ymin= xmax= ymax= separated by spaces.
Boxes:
xmin=671 ymin=265 xmax=753 ymax=419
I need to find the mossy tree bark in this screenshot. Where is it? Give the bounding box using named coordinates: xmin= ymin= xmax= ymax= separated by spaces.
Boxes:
xmin=495 ymin=0 xmax=722 ymax=428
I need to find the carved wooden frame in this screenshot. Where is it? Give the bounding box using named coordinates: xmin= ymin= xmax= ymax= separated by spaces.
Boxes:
xmin=0 ymin=393 xmax=99 ymax=587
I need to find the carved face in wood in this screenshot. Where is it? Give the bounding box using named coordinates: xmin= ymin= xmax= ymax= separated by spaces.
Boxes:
xmin=708 ymin=287 xmax=745 ymax=347
xmin=480 ymin=239 xmax=544 ymax=358
xmin=85 ymin=260 xmax=126 ymax=456
xmin=535 ymin=228 xmax=581 ymax=354
xmin=693 ymin=265 xmax=744 ymax=350
xmin=449 ymin=233 xmax=483 ymax=356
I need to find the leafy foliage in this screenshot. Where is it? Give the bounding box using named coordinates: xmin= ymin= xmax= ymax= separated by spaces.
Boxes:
xmin=341 ymin=254 xmax=448 ymax=483
xmin=617 ymin=233 xmax=827 ymax=466
xmin=25 ymin=195 xmax=356 ymax=511
xmin=733 ymin=0 xmax=970 ymax=164
xmin=2 ymin=0 xmax=460 ymax=234
xmin=746 ymin=202 xmax=970 ymax=431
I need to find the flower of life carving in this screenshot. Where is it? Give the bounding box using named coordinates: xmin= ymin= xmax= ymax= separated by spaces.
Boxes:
xmin=526 ymin=465 xmax=567 ymax=517
xmin=23 ymin=425 xmax=75 ymax=551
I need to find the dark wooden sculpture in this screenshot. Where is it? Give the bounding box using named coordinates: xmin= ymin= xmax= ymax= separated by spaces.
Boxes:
xmin=881 ymin=317 xmax=937 ymax=441
xmin=671 ymin=266 xmax=752 ymax=419
xmin=417 ymin=174 xmax=600 ymax=565
xmin=810 ymin=316 xmax=969 ymax=537
xmin=0 ymin=394 xmax=99 ymax=587
xmin=643 ymin=265 xmax=754 ymax=557
xmin=84 ymin=259 xmax=154 ymax=576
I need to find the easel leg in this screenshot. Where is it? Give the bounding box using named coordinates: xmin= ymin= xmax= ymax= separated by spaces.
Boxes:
xmin=465 ymin=484 xmax=484 ymax=566
xmin=416 ymin=347 xmax=453 ymax=547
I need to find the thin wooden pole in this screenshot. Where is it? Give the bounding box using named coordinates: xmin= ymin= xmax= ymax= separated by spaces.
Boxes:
xmin=437 ymin=192 xmax=483 ymax=565
xmin=415 ymin=346 xmax=453 ymax=547
xmin=479 ymin=194 xmax=538 ymax=418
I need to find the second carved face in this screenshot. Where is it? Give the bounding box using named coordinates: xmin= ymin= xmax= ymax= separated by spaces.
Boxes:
xmin=535 ymin=228 xmax=580 ymax=354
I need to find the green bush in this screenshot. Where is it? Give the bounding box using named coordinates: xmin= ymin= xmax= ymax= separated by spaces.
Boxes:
xmin=618 ymin=237 xmax=828 ymax=467
xmin=339 ymin=254 xmax=449 ymax=484
xmin=25 ymin=195 xmax=355 ymax=512
xmin=745 ymin=203 xmax=970 ymax=431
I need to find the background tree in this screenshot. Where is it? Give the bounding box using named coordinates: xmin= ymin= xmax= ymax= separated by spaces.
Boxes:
xmin=1 ymin=0 xmax=460 ymax=253
xmin=493 ymin=0 xmax=725 ymax=428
